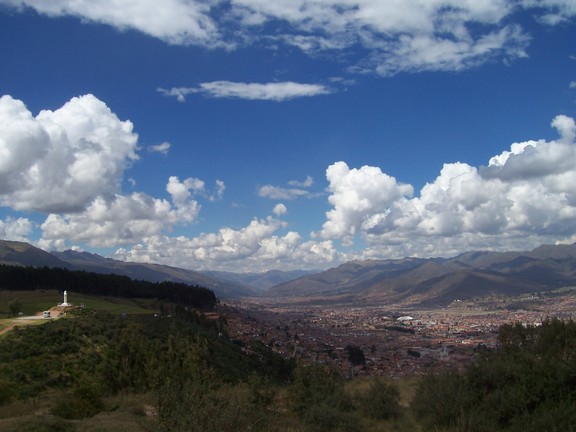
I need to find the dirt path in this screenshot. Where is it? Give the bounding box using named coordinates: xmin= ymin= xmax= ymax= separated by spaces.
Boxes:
xmin=0 ymin=312 xmax=57 ymax=337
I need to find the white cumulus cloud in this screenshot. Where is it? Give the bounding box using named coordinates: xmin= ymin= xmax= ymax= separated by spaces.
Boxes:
xmin=113 ymin=206 xmax=339 ymax=271
xmin=0 ymin=217 xmax=34 ymax=242
xmin=0 ymin=94 xmax=138 ymax=213
xmin=0 ymin=94 xmax=221 ymax=251
xmin=318 ymin=162 xmax=414 ymax=246
xmin=273 ymin=203 xmax=287 ymax=216
xmin=39 ymin=179 xmax=203 ymax=250
xmin=37 ymin=173 xmax=221 ymax=250
xmin=319 ymin=114 xmax=576 ymax=258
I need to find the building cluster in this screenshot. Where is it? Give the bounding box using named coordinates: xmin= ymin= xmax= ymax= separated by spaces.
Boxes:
xmin=222 ymin=293 xmax=576 ymax=378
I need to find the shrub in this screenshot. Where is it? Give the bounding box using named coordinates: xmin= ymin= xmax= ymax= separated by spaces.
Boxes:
xmin=345 ymin=345 xmax=366 ymax=366
xmin=7 ymin=300 xmax=22 ymax=316
xmin=290 ymin=363 xmax=361 ymax=432
xmin=155 ymin=355 xmax=272 ymax=432
xmin=0 ymin=378 xmax=14 ymax=406
xmin=411 ymin=370 xmax=474 ymax=429
xmin=358 ymin=378 xmax=401 ymax=420
xmin=412 ymin=319 xmax=576 ymax=431
xmin=52 ymin=380 xmax=104 ymax=419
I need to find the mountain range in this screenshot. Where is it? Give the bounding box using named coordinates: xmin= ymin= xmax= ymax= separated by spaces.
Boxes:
xmin=267 ymin=243 xmax=576 ymax=305
xmin=0 ymin=240 xmax=252 ymax=298
xmin=2 ymin=239 xmax=576 ymax=306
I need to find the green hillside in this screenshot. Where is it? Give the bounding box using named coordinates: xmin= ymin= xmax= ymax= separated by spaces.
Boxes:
xmin=1 ymin=285 xmax=574 ymax=431
xmin=0 ymin=289 xmax=154 ymax=317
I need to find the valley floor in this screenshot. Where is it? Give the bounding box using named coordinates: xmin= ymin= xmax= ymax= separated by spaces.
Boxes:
xmin=223 ymin=289 xmax=576 ymax=377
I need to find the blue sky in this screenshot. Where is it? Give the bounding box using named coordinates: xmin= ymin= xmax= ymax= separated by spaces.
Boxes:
xmin=1 ymin=1 xmax=575 ymax=272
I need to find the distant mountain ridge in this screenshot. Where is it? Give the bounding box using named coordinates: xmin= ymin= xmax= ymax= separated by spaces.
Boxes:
xmin=205 ymin=269 xmax=317 ymax=291
xmin=0 ymin=240 xmax=73 ymax=269
xmin=266 ymin=243 xmax=576 ymax=306
xmin=3 ymin=239 xmax=576 ymax=306
xmin=50 ymin=250 xmax=253 ymax=297
xmin=0 ymin=240 xmax=255 ymax=299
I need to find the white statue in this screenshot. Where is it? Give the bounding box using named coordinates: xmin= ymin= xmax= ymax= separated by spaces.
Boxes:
xmin=61 ymin=290 xmax=70 ymax=306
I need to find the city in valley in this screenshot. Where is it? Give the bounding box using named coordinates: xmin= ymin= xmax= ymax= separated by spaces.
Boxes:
xmin=222 ymin=290 xmax=576 ymax=378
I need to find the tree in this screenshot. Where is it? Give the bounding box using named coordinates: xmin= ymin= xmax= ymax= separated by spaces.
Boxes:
xmin=290 ymin=363 xmax=361 ymax=432
xmin=101 ymin=322 xmax=153 ymax=394
xmin=8 ymin=300 xmax=22 ymax=316
xmin=345 ymin=344 xmax=366 ymax=366
xmin=412 ymin=319 xmax=576 ymax=431
xmin=155 ymin=336 xmax=270 ymax=432
xmin=52 ymin=378 xmax=105 ymax=419
xmin=358 ymin=378 xmax=401 ymax=420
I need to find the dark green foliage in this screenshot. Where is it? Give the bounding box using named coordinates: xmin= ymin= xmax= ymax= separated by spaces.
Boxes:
xmin=7 ymin=300 xmax=22 ymax=316
xmin=345 ymin=344 xmax=366 ymax=366
xmin=510 ymin=400 xmax=576 ymax=432
xmin=101 ymin=322 xmax=156 ymax=394
xmin=412 ymin=318 xmax=576 ymax=431
xmin=0 ymin=312 xmax=110 ymax=400
xmin=51 ymin=379 xmax=105 ymax=419
xmin=157 ymin=378 xmax=272 ymax=432
xmin=154 ymin=336 xmax=274 ymax=432
xmin=411 ymin=370 xmax=470 ymax=430
xmin=383 ymin=325 xmax=415 ymax=334
xmin=358 ymin=378 xmax=401 ymax=420
xmin=0 ymin=377 xmax=14 ymax=405
xmin=244 ymin=340 xmax=295 ymax=383
xmin=0 ymin=308 xmax=300 ymax=432
xmin=0 ymin=264 xmax=217 ymax=310
xmin=290 ymin=363 xmax=362 ymax=432
xmin=11 ymin=418 xmax=77 ymax=432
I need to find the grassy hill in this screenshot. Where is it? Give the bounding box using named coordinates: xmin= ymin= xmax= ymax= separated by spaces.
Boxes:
xmin=0 ymin=304 xmax=298 ymax=431
xmin=1 ymin=296 xmax=574 ymax=431
xmin=0 ymin=289 xmax=154 ymax=317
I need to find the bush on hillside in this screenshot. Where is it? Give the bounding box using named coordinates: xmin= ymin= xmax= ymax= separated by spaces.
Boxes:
xmin=412 ymin=318 xmax=576 ymax=431
xmin=51 ymin=379 xmax=105 ymax=419
xmin=154 ymin=337 xmax=274 ymax=432
xmin=290 ymin=363 xmax=362 ymax=432
xmin=358 ymin=378 xmax=401 ymax=420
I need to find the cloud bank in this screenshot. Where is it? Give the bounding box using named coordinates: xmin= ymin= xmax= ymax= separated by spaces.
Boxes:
xmin=3 ymin=1 xmax=575 ymax=75
xmin=0 ymin=95 xmax=220 ymax=251
xmin=113 ymin=212 xmax=339 ymax=272
xmin=318 ymin=114 xmax=576 ymax=259
xmin=117 ymin=111 xmax=576 ymax=270
xmin=2 ymin=94 xmax=576 ymax=272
